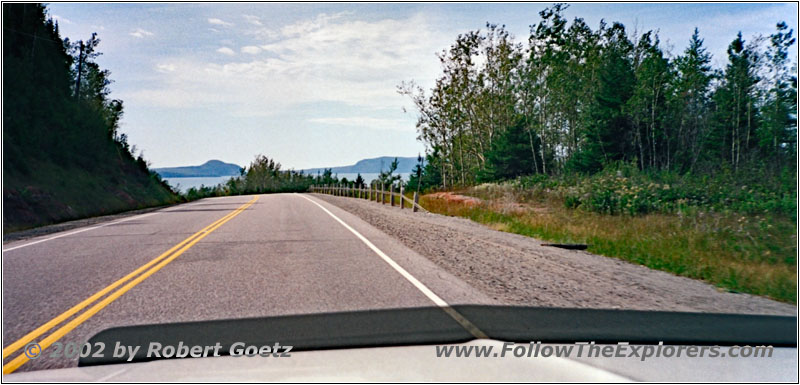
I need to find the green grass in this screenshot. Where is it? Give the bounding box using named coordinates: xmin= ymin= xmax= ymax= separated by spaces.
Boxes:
xmin=420 ymin=192 xmax=797 ymax=304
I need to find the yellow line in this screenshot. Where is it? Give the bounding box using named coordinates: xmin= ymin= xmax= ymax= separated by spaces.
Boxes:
xmin=1 ymin=197 xmax=250 ymax=359
xmin=2 ymin=196 xmax=258 ymax=373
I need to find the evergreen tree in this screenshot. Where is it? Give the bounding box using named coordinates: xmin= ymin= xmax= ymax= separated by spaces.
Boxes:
xmin=669 ymin=28 xmax=713 ymax=172
xmin=354 ymin=173 xmax=365 ymax=188
xmin=478 ymin=118 xmax=536 ymax=182
xmin=759 ymin=22 xmax=797 ymax=165
xmin=377 ymin=157 xmax=402 ymax=185
xmin=569 ymin=23 xmax=635 ymax=173
xmin=406 ymin=154 xmax=425 ymax=192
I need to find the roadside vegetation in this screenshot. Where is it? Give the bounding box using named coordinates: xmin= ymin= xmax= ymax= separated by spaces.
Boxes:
xmin=3 ymin=4 xmax=180 ymax=233
xmin=401 ymin=5 xmax=797 ymax=303
xmin=420 ymin=165 xmax=796 ymax=303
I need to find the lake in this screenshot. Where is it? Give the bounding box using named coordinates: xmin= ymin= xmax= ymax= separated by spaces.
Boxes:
xmin=163 ymin=172 xmax=413 ymax=193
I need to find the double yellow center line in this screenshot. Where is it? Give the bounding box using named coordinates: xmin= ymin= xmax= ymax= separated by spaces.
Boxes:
xmin=2 ymin=196 xmax=258 ymax=374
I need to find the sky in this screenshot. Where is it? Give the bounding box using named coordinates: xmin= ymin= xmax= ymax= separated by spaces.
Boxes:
xmin=47 ymin=2 xmax=798 ymax=169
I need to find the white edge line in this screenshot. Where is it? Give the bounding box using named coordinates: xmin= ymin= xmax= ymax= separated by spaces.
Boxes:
xmin=297 ymin=193 xmax=487 ymax=339
xmin=2 ymin=198 xmax=224 ymax=252
xmin=3 ymin=212 xmax=159 ymax=252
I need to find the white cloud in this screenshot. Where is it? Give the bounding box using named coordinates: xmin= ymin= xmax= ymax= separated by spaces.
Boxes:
xmin=51 ymin=14 xmax=72 ymax=25
xmin=247 ymin=27 xmax=281 ymax=41
xmin=216 ymin=47 xmax=235 ymax=56
xmin=208 ymin=18 xmax=233 ymax=27
xmin=308 ymin=117 xmax=415 ymax=132
xmin=243 ymin=14 xmax=263 ymax=26
xmin=241 ymin=45 xmax=261 ymax=54
xmin=129 ymin=28 xmax=154 ymax=38
xmin=156 ymin=63 xmax=176 ymax=73
xmin=127 ymin=12 xmax=448 ymax=118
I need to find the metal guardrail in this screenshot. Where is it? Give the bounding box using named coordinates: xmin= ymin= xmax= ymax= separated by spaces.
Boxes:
xmin=309 ymin=183 xmax=427 ymax=212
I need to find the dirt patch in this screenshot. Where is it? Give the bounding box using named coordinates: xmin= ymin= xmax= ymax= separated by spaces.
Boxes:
xmin=425 ymin=192 xmax=482 ymax=207
xmin=314 ymin=194 xmax=794 ymax=315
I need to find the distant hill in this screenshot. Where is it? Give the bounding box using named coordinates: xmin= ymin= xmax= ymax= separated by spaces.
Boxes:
xmin=154 ymin=160 xmax=242 ymax=178
xmin=301 ymin=156 xmax=417 ymax=175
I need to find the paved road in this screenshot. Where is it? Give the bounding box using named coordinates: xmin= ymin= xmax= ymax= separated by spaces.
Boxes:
xmin=2 ymin=194 xmax=492 ymax=373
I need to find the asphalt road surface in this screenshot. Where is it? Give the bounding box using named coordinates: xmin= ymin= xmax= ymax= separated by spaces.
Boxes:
xmin=2 ymin=194 xmax=493 ymax=373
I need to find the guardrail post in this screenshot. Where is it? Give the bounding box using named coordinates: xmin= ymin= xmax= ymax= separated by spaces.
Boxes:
xmin=390 ymin=184 xmax=395 ymax=206
xmin=381 ymin=183 xmax=385 ymax=204
xmin=413 ymin=192 xmax=419 ymax=212
xmin=400 ymin=186 xmax=404 ymax=209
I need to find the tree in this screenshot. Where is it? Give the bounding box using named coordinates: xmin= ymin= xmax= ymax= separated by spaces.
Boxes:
xmin=406 ymin=154 xmax=425 ymax=193
xmin=628 ymin=31 xmax=672 ymax=170
xmin=70 ymin=32 xmax=101 ymax=100
xmin=569 ymin=23 xmax=635 ymax=173
xmin=399 ymin=10 xmax=795 ymax=185
xmin=478 ymin=117 xmax=536 ymax=182
xmin=377 ymin=157 xmax=402 ymax=186
xmin=354 ymin=173 xmax=365 ymax=188
xmin=710 ymin=32 xmax=761 ymax=171
xmin=759 ymin=22 xmax=796 ymax=165
xmin=669 ymin=28 xmax=713 ymax=172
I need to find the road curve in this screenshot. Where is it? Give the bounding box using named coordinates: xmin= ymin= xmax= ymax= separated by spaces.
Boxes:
xmin=2 ymin=194 xmax=492 ymax=372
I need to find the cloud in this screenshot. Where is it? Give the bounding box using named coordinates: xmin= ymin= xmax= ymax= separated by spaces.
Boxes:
xmin=128 ymin=12 xmax=449 ymax=117
xmin=129 ymin=28 xmax=154 ymax=38
xmin=308 ymin=117 xmax=415 ymax=132
xmin=51 ymin=14 xmax=73 ymax=25
xmin=243 ymin=14 xmax=263 ymax=26
xmin=156 ymin=63 xmax=176 ymax=73
xmin=241 ymin=45 xmax=261 ymax=54
xmin=208 ymin=18 xmax=233 ymax=27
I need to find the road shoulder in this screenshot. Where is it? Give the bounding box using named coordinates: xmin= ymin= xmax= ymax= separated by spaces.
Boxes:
xmin=312 ymin=193 xmax=795 ymax=316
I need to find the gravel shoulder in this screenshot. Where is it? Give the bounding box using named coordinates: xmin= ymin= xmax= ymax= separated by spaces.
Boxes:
xmin=313 ymin=194 xmax=796 ymax=316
